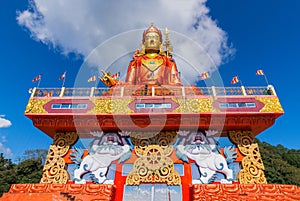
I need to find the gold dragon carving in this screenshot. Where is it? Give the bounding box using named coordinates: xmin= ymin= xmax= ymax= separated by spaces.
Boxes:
xmin=228 ymin=130 xmax=267 ymax=184
xmin=41 ymin=132 xmax=78 ymax=184
xmin=126 ymin=131 xmax=181 ymax=185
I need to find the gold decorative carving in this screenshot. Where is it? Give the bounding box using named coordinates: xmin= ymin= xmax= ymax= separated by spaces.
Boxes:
xmin=229 ymin=130 xmax=267 ymax=184
xmin=256 ymin=97 xmax=284 ymax=113
xmin=130 ymin=131 xmax=177 ymax=148
xmin=41 ymin=132 xmax=78 ymax=184
xmin=25 ymin=99 xmax=50 ymax=114
xmin=126 ymin=131 xmax=180 ymax=185
xmin=126 ymin=145 xmax=181 ymax=185
xmin=142 ymin=58 xmax=164 ymax=72
xmin=88 ymin=98 xmax=134 ymax=114
xmin=172 ymin=98 xmax=218 ymax=113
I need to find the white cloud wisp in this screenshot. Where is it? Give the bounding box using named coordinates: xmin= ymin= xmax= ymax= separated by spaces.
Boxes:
xmin=17 ymin=0 xmax=234 ymax=84
xmin=0 ymin=116 xmax=12 ymax=128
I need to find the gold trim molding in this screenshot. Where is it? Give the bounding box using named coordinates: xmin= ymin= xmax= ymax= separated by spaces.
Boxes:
xmin=172 ymin=97 xmax=218 ymax=113
xmin=25 ymin=99 xmax=50 ymax=114
xmin=41 ymin=132 xmax=78 ymax=184
xmin=256 ymin=97 xmax=284 ymax=113
xmin=88 ymin=98 xmax=134 ymax=114
xmin=229 ymin=130 xmax=267 ymax=184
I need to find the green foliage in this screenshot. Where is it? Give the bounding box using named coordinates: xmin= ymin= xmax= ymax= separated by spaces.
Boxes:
xmin=0 ymin=150 xmax=47 ymax=197
xmin=15 ymin=158 xmax=44 ymax=184
xmin=0 ymin=142 xmax=299 ymax=197
xmin=0 ymin=153 xmax=16 ymax=198
xmin=256 ymin=139 xmax=300 ymax=186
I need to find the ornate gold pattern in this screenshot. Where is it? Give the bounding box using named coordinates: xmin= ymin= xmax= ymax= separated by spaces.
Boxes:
xmin=229 ymin=130 xmax=267 ymax=184
xmin=126 ymin=131 xmax=181 ymax=185
xmin=172 ymin=97 xmax=218 ymax=113
xmin=142 ymin=58 xmax=164 ymax=72
xmin=126 ymin=145 xmax=181 ymax=185
xmin=256 ymin=97 xmax=284 ymax=113
xmin=88 ymin=98 xmax=134 ymax=114
xmin=130 ymin=131 xmax=177 ymax=148
xmin=25 ymin=99 xmax=50 ymax=114
xmin=41 ymin=132 xmax=78 ymax=184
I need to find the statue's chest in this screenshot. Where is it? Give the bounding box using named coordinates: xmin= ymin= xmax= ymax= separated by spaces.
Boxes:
xmin=141 ymin=58 xmax=164 ymax=72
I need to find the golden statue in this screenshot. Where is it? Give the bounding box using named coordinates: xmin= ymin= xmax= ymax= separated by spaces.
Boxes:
xmin=125 ymin=24 xmax=181 ymax=86
xmin=99 ymin=24 xmax=181 ymax=88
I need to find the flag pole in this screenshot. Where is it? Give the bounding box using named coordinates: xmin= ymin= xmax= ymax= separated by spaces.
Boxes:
xmin=239 ymin=79 xmax=244 ymax=86
xmin=62 ymin=71 xmax=66 ymax=88
xmin=37 ymin=76 xmax=41 ymax=88
xmin=210 ymin=76 xmax=216 ymax=86
xmin=94 ymin=75 xmax=98 ymax=88
xmin=264 ymin=74 xmax=269 ymax=86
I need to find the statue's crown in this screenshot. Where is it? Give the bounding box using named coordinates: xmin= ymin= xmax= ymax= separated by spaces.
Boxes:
xmin=142 ymin=24 xmax=162 ymax=42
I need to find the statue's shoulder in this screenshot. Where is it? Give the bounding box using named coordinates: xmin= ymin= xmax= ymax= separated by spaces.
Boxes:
xmin=131 ymin=49 xmax=144 ymax=59
xmin=129 ymin=52 xmax=144 ymax=63
xmin=162 ymin=54 xmax=175 ymax=64
xmin=158 ymin=52 xmax=175 ymax=62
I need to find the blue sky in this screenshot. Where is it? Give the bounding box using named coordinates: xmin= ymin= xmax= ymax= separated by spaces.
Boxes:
xmin=0 ymin=0 xmax=299 ymax=161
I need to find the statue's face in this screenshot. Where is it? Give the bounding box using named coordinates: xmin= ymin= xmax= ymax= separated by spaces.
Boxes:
xmin=144 ymin=32 xmax=161 ymax=52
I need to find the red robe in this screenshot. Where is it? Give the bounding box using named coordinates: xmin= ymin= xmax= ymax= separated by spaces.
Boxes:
xmin=125 ymin=54 xmax=181 ymax=86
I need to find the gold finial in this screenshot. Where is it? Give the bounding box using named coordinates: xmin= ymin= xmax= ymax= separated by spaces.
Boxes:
xmin=164 ymin=27 xmax=169 ymax=35
xmin=163 ymin=27 xmax=173 ymax=57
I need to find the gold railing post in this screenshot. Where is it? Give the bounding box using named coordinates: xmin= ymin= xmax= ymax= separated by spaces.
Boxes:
xmin=30 ymin=87 xmax=37 ymax=98
xmin=181 ymin=86 xmax=185 ymax=97
xmin=268 ymin=85 xmax=277 ymax=96
xmin=59 ymin=87 xmax=65 ymax=97
xmin=120 ymin=87 xmax=124 ymax=97
xmin=241 ymin=86 xmax=247 ymax=96
xmin=211 ymin=86 xmax=216 ymax=97
xmin=90 ymin=87 xmax=95 ymax=97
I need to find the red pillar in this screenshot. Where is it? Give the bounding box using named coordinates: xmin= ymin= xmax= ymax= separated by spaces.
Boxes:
xmin=182 ymin=162 xmax=192 ymax=201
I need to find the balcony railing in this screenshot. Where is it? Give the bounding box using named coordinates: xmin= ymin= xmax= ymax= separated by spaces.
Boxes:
xmin=30 ymin=85 xmax=276 ymax=98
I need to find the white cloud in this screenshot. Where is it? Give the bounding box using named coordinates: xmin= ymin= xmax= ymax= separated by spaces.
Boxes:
xmin=0 ymin=117 xmax=12 ymax=128
xmin=17 ymin=0 xmax=234 ymax=84
xmin=1 ymin=135 xmax=7 ymax=142
xmin=0 ymin=142 xmax=13 ymax=158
